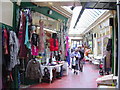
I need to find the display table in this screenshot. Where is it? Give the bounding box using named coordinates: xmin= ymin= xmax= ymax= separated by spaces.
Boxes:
xmin=92 ymin=60 xmax=100 ymax=65
xmin=98 ymin=85 xmax=116 ymax=89
xmin=96 ymin=74 xmax=118 ymax=82
xmin=62 ymin=62 xmax=69 ymax=75
xmin=96 ymin=74 xmax=118 ymax=87
xmin=94 ymin=55 xmax=103 ymax=60
xmin=41 ymin=64 xmax=62 ymax=83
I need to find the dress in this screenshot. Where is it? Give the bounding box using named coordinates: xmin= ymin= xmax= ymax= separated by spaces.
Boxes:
xmin=31 ymin=33 xmax=39 ymax=56
xmin=39 ymin=21 xmax=45 ymax=52
xmin=9 ymin=31 xmax=20 ymax=71
xmin=24 ymin=15 xmax=31 ymax=49
xmin=18 ymin=11 xmax=27 ymax=57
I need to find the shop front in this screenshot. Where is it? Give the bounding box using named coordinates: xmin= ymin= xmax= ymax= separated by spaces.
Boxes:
xmin=1 ymin=1 xmax=72 ymax=89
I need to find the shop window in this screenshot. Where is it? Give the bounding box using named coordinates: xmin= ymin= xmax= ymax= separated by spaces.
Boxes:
xmin=103 ymin=33 xmax=105 ymax=36
xmin=106 ymin=31 xmax=109 ymax=35
xmin=100 ymin=34 xmax=101 ymax=38
xmin=97 ymin=41 xmax=102 ymax=54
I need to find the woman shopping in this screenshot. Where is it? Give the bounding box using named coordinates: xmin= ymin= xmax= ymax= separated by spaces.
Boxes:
xmin=71 ymin=48 xmax=81 ymax=75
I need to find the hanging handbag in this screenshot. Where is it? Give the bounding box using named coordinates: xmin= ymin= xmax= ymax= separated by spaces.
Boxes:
xmin=42 ymin=67 xmax=50 ymax=83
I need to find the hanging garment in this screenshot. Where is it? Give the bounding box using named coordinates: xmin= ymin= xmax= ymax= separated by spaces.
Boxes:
xmin=65 ymin=36 xmax=69 ymax=56
xmin=9 ymin=31 xmax=20 ymax=71
xmin=39 ymin=21 xmax=45 ymax=52
xmin=31 ymin=45 xmax=39 ymax=56
xmin=3 ymin=28 xmax=9 ymax=54
xmin=66 ymin=50 xmax=70 ymax=66
xmin=31 ymin=33 xmax=39 ymax=56
xmin=31 ymin=33 xmax=39 ymax=46
xmin=49 ymin=38 xmax=59 ymax=51
xmin=24 ymin=15 xmax=31 ymax=49
xmin=2 ymin=28 xmax=4 ymax=47
xmin=26 ymin=59 xmax=42 ymax=79
xmin=2 ymin=28 xmax=11 ymax=70
xmin=42 ymin=67 xmax=50 ymax=83
xmin=18 ymin=11 xmax=27 ymax=57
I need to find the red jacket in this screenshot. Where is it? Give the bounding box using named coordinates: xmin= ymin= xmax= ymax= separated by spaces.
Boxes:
xmin=49 ymin=38 xmax=59 ymax=51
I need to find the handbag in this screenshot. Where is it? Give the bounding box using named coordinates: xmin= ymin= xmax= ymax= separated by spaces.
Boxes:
xmin=42 ymin=67 xmax=50 ymax=83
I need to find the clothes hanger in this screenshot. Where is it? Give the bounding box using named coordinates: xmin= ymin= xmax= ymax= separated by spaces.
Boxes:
xmin=2 ymin=25 xmax=5 ymax=30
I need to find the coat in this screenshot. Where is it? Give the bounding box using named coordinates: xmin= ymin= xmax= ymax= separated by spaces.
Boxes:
xmin=26 ymin=59 xmax=42 ymax=79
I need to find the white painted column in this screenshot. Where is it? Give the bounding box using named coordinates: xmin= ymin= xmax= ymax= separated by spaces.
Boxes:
xmin=101 ymin=37 xmax=104 ymax=57
xmin=93 ymin=37 xmax=98 ymax=57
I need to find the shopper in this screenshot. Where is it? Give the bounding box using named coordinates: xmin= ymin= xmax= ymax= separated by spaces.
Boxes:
xmin=84 ymin=46 xmax=91 ymax=61
xmin=71 ymin=48 xmax=81 ymax=75
xmin=78 ymin=46 xmax=84 ymax=72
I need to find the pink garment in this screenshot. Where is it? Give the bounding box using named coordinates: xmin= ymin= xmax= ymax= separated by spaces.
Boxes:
xmin=18 ymin=11 xmax=27 ymax=57
xmin=31 ymin=45 xmax=38 ymax=56
xmin=65 ymin=36 xmax=69 ymax=56
xmin=39 ymin=21 xmax=45 ymax=52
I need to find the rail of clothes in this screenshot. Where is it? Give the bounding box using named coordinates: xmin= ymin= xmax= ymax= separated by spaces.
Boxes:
xmin=2 ymin=25 xmax=20 ymax=88
xmin=2 ymin=7 xmax=72 ymax=88
xmin=2 ymin=8 xmax=68 ymax=88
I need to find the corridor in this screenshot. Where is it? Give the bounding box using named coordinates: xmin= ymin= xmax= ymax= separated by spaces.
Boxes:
xmin=28 ymin=62 xmax=100 ymax=88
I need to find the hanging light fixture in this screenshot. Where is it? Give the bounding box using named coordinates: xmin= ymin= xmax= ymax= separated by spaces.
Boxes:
xmin=71 ymin=1 xmax=76 ymax=10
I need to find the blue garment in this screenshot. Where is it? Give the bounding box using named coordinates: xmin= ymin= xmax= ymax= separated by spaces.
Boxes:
xmin=24 ymin=16 xmax=31 ymax=49
xmin=18 ymin=71 xmax=21 ymax=88
xmin=66 ymin=50 xmax=70 ymax=66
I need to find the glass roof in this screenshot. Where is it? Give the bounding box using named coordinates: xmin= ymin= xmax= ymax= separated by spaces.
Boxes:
xmin=69 ymin=7 xmax=107 ymax=35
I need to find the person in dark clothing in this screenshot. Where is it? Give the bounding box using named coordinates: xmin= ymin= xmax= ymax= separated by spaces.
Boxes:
xmin=78 ymin=46 xmax=84 ymax=72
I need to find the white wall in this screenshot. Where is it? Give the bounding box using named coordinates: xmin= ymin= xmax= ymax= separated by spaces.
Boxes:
xmin=69 ymin=36 xmax=83 ymax=43
xmin=0 ymin=0 xmax=13 ymax=26
xmin=0 ymin=1 xmax=2 ymax=23
xmin=69 ymin=36 xmax=83 ymax=48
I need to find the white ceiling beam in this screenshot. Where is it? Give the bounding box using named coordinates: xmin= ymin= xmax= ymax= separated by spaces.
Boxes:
xmin=79 ymin=0 xmax=116 ymax=2
xmin=31 ymin=0 xmax=80 ymax=2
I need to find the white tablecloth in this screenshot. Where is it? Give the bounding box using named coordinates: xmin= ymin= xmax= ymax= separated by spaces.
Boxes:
xmin=62 ymin=62 xmax=69 ymax=75
xmin=41 ymin=64 xmax=62 ymax=81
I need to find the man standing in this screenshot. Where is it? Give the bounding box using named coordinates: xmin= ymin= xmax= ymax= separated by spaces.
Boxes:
xmin=78 ymin=46 xmax=84 ymax=72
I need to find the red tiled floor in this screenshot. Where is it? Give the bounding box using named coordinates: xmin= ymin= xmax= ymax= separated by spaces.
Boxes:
xmin=27 ymin=62 xmax=100 ymax=88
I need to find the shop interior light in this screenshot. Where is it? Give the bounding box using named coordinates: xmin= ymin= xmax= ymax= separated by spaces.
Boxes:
xmin=44 ymin=28 xmax=57 ymax=33
xmin=71 ymin=6 xmax=75 ymax=10
xmin=71 ymin=0 xmax=76 ymax=10
xmin=48 ymin=2 xmax=53 ymax=5
xmin=48 ymin=10 xmax=53 ymax=15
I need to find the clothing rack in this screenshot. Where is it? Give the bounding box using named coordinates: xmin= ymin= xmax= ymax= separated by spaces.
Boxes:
xmin=1 ymin=23 xmax=20 ymax=89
